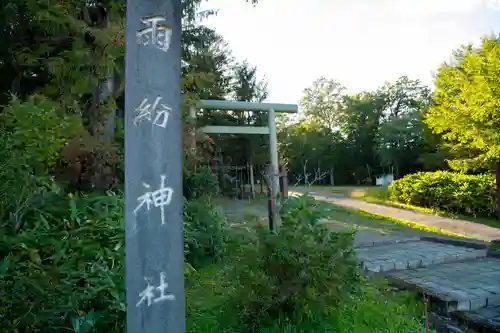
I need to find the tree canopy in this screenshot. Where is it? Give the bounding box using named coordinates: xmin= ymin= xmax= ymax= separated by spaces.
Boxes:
xmin=425 ymin=35 xmax=500 ymax=173
xmin=279 ymin=75 xmax=437 ymax=185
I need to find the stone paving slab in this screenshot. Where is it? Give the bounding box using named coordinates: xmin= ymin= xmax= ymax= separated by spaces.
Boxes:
xmin=357 ymin=240 xmax=487 ymax=272
xmin=388 ymin=259 xmax=500 ymax=312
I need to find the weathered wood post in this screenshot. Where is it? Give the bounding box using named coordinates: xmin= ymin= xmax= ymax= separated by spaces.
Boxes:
xmin=279 ymin=164 xmax=288 ymax=199
xmin=124 ymin=0 xmax=185 ymax=332
xmin=267 ymin=180 xmax=276 ymax=231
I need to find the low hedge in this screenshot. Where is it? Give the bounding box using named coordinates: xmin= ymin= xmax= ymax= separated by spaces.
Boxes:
xmin=389 ymin=171 xmax=497 ymax=217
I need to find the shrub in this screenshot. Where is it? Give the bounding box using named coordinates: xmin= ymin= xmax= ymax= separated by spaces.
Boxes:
xmin=206 ymin=195 xmax=359 ymax=332
xmin=389 ymin=171 xmax=497 ymax=217
xmin=183 ymin=166 xmax=219 ymax=200
xmin=280 ymin=193 xmax=331 ymax=226
xmin=228 ymin=224 xmax=358 ymax=331
xmin=56 ymin=133 xmax=122 ymax=192
xmin=184 ymin=196 xmax=229 ymax=267
xmin=186 ymin=195 xmax=429 ymax=333
xmin=0 ymin=192 xmax=126 ymax=333
xmin=0 ymin=188 xmax=229 ymax=332
xmin=0 ymin=95 xmax=82 ymax=220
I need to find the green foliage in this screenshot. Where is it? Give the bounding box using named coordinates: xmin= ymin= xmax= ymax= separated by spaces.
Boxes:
xmin=0 ymin=187 xmax=230 ymax=332
xmin=186 ymin=195 xmax=428 ymax=333
xmin=226 ymin=224 xmax=358 ymax=331
xmin=184 ymin=196 xmax=229 ymax=267
xmin=280 ymin=194 xmax=331 ymax=225
xmin=0 ymin=192 xmax=126 ymax=333
xmin=425 ymin=35 xmax=500 ymax=172
xmin=389 ymin=171 xmax=497 ymax=217
xmin=183 ymin=166 xmax=219 ymax=200
xmin=300 ymin=77 xmax=345 ymax=130
xmin=282 ymin=75 xmax=436 ymax=186
xmin=0 ymin=95 xmax=82 ymax=220
xmin=0 ymin=95 xmax=81 ymax=170
xmin=187 ymin=195 xmax=359 ymax=333
xmin=183 ymin=166 xmax=228 ymax=267
xmin=333 ymin=280 xmax=428 ymax=333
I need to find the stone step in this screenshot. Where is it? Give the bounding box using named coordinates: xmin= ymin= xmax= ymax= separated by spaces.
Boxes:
xmin=357 ymin=240 xmax=487 ymax=273
xmin=454 ymin=305 xmax=500 ymax=332
xmin=388 ymin=258 xmax=500 ymax=312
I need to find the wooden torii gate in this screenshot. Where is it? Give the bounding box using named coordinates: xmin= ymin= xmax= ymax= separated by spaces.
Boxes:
xmin=189 ymin=99 xmax=298 ymax=230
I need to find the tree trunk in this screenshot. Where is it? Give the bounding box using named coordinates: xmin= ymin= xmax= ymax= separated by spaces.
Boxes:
xmin=496 ymin=162 xmax=500 ymax=219
xmin=92 ymin=4 xmax=117 ymax=142
xmin=302 ymin=160 xmax=308 ymax=185
xmin=98 ymin=76 xmax=117 ymax=141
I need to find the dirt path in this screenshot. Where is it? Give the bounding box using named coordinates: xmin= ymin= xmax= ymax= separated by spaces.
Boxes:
xmin=291 ymin=188 xmax=500 ymax=242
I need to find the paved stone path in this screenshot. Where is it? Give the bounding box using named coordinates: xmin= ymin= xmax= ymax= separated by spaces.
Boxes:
xmin=388 ymin=258 xmax=500 ymax=312
xmin=357 ymin=240 xmax=487 ymax=272
xmin=291 ymin=188 xmax=500 ymax=242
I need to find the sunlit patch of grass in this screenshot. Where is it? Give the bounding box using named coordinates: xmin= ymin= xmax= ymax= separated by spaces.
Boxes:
xmin=356 ymin=209 xmax=472 ymax=239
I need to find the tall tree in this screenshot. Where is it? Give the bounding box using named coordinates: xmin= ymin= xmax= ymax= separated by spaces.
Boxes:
xmin=300 ymin=77 xmax=345 ymax=130
xmin=376 ymin=77 xmax=431 ymax=177
xmin=378 ymin=76 xmax=431 ymax=118
xmin=340 ymin=92 xmax=383 ymax=183
xmin=425 ymin=35 xmax=500 ymax=217
xmin=194 ymin=60 xmax=269 ymax=168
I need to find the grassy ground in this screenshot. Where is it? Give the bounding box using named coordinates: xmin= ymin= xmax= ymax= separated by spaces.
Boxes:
xmin=186 ymin=196 xmax=434 ymax=333
xmin=186 ymin=264 xmax=431 ymax=333
xmin=314 ymin=185 xmax=500 ymax=229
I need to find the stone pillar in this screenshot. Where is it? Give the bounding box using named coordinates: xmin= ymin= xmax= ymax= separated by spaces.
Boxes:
xmin=124 ymin=1 xmax=185 ymax=332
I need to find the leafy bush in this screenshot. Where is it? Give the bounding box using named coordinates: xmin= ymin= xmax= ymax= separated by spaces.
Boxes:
xmin=0 ymin=95 xmax=82 ymax=220
xmin=183 ymin=166 xmax=219 ymax=200
xmin=187 ymin=195 xmax=429 ymax=333
xmin=187 ymin=195 xmax=359 ymax=332
xmin=228 ymin=223 xmax=358 ymax=331
xmin=56 ymin=133 xmax=122 ymax=192
xmin=188 ymin=269 xmax=429 ymax=333
xmin=0 ymin=192 xmax=126 ymax=333
xmin=389 ymin=171 xmax=497 ymax=217
xmin=0 ymin=190 xmax=230 ymax=332
xmin=280 ymin=193 xmax=331 ymax=225
xmin=184 ymin=196 xmax=229 ymax=267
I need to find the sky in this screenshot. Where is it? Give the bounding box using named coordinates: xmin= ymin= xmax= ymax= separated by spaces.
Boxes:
xmin=200 ymin=0 xmax=500 ymax=104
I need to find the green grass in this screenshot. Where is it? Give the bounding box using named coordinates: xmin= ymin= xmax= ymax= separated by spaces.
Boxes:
xmin=314 ymin=185 xmax=500 ymax=229
xmin=188 ymin=195 xmax=436 ymax=333
xmin=186 ymin=263 xmax=433 ymax=333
